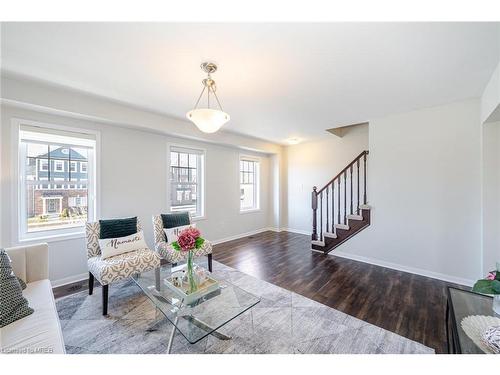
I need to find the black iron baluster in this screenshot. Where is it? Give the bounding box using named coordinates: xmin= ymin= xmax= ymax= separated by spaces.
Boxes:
xmin=363 ymin=152 xmax=367 ymax=205
xmin=357 ymin=159 xmax=360 ymax=214
xmin=326 ymin=187 xmax=329 ymax=233
xmin=350 ymin=165 xmax=353 ymax=215
xmin=337 ymin=178 xmax=341 ymax=226
xmin=331 ymin=182 xmax=335 ymax=231
xmin=311 ymin=186 xmax=318 ymax=240
xmin=344 ymin=171 xmax=347 ymax=224
xmin=320 ymin=191 xmax=323 ymax=241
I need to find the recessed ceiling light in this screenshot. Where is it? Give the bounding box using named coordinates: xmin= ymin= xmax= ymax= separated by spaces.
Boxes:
xmin=286 ymin=137 xmax=301 ymax=145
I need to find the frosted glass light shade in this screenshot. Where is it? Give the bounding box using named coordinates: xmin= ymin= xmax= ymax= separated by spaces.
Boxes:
xmin=186 ymin=108 xmax=230 ymax=133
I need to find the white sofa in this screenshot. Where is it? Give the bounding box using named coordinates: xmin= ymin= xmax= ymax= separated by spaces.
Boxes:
xmin=0 ymin=243 xmax=65 ymax=354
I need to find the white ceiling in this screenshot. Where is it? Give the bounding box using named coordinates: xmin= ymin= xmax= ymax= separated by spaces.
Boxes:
xmin=2 ymin=22 xmax=499 ymax=144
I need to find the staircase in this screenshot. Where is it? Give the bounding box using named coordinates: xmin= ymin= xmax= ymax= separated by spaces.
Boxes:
xmin=311 ymin=150 xmax=370 ymax=254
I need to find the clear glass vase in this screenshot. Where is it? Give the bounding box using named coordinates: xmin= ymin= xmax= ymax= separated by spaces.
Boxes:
xmin=494 ymin=295 xmax=500 ymax=315
xmin=187 ymin=250 xmax=198 ymax=294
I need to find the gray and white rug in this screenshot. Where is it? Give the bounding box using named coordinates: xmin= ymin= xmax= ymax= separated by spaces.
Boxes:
xmin=56 ymin=261 xmax=434 ymax=354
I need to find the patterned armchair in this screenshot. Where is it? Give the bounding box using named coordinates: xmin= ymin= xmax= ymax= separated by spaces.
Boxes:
xmin=86 ymin=218 xmax=160 ymax=315
xmin=152 ymin=214 xmax=213 ymax=271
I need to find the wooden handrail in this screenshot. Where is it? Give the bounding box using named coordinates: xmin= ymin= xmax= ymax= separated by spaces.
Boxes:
xmin=317 ymin=150 xmax=369 ymax=194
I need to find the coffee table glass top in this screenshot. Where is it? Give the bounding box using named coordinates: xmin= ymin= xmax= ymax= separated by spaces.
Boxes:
xmin=132 ymin=263 xmax=260 ymax=344
xmin=448 ymin=287 xmax=496 ymax=354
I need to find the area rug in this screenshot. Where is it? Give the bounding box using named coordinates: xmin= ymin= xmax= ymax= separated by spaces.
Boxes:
xmin=56 ymin=261 xmax=434 ymax=354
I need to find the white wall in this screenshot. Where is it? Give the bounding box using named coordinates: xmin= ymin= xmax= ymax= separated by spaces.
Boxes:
xmin=1 ymin=105 xmax=274 ymax=284
xmin=482 ymin=61 xmax=500 ymax=124
xmin=482 ymin=121 xmax=500 ymax=274
xmin=285 ymin=124 xmax=369 ymax=232
xmin=285 ymin=100 xmax=482 ymax=284
xmin=342 ymin=99 xmax=482 ymax=284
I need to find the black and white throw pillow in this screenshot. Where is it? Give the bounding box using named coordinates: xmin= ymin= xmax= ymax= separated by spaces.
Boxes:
xmin=0 ymin=249 xmax=34 ymax=328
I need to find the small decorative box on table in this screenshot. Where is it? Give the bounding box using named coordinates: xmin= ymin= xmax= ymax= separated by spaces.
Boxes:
xmin=164 ymin=271 xmax=220 ymax=305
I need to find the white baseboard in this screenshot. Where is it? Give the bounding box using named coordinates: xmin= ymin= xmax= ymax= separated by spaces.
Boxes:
xmin=332 ymin=250 xmax=475 ymax=287
xmin=279 ymin=227 xmax=311 ymax=235
xmin=210 ymin=227 xmax=277 ymax=245
xmin=51 ymin=272 xmax=88 ymax=288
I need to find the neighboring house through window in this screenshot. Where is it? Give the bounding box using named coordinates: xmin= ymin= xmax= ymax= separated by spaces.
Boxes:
xmin=240 ymin=156 xmax=260 ymax=211
xmin=17 ymin=121 xmax=97 ymax=240
xmin=169 ymin=145 xmax=204 ymax=218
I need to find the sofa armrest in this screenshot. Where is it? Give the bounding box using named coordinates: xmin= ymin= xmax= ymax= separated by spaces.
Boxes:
xmin=5 ymin=243 xmax=49 ymax=283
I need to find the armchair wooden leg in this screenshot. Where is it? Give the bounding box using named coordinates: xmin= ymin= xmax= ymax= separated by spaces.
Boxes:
xmin=208 ymin=253 xmax=213 ymax=272
xmin=89 ymin=272 xmax=94 ymax=295
xmin=102 ymin=285 xmax=109 ymax=316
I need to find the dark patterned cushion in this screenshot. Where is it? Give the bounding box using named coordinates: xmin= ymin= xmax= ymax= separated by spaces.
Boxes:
xmin=0 ymin=249 xmax=34 ymax=328
xmin=99 ymin=217 xmax=137 ymax=239
xmin=17 ymin=277 xmax=27 ymax=290
xmin=161 ymin=212 xmax=190 ymax=229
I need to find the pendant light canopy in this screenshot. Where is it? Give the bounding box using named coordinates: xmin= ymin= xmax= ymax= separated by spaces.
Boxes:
xmin=187 ymin=62 xmax=230 ymax=133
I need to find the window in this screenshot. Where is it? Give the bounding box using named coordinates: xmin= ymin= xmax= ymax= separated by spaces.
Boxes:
xmin=54 ymin=160 xmax=64 ymax=172
xmin=169 ymin=146 xmax=204 ymax=217
xmin=240 ymin=157 xmax=260 ymax=211
xmin=18 ymin=122 xmax=97 ymax=240
xmin=40 ymin=159 xmax=48 ymax=171
xmin=81 ymin=162 xmax=87 ymax=173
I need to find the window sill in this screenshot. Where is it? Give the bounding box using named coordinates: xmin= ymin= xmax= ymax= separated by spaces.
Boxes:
xmin=191 ymin=215 xmax=207 ymax=222
xmin=239 ymin=208 xmax=261 ymax=215
xmin=18 ymin=231 xmax=86 ymax=244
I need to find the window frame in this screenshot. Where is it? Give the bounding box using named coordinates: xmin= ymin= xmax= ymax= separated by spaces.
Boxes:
xmin=70 ymin=160 xmax=77 ymax=173
xmin=54 ymin=160 xmax=64 ymax=172
xmin=239 ymin=154 xmax=261 ymax=213
xmin=167 ymin=143 xmax=206 ymax=221
xmin=12 ymin=118 xmax=101 ymax=243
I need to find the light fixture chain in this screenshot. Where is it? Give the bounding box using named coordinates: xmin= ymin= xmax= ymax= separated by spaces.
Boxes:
xmin=193 ymin=85 xmax=206 ymax=109
xmin=212 ymin=89 xmax=224 ymax=111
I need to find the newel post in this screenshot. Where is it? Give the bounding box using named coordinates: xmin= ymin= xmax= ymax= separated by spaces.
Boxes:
xmin=312 ymin=186 xmax=318 ymax=240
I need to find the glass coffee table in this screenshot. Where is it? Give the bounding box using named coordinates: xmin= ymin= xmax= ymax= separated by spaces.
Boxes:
xmin=132 ymin=263 xmax=260 ymax=353
xmin=446 ymin=287 xmax=496 ymax=353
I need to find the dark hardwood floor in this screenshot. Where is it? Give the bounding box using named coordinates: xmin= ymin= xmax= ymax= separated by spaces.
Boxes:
xmin=54 ymin=230 xmax=465 ymax=353
xmin=213 ymin=230 xmax=466 ymax=354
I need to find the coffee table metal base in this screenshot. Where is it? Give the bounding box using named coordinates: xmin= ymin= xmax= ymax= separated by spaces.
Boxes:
xmin=147 ymin=308 xmax=232 ymax=353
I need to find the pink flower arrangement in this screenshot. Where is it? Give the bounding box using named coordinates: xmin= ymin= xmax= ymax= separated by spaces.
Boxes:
xmin=171 ymin=226 xmax=205 ymax=252
xmin=487 ymin=272 xmax=497 ymax=281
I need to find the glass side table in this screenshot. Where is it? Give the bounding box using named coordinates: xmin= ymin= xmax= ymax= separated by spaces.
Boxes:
xmin=446 ymin=287 xmax=498 ymax=354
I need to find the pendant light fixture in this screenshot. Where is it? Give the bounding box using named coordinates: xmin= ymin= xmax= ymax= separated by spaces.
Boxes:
xmin=186 ymin=62 xmax=230 ymax=133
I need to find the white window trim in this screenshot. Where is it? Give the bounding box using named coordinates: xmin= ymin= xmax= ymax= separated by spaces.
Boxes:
xmin=80 ymin=161 xmax=88 ymax=173
xmin=166 ymin=142 xmax=206 ymax=220
xmin=239 ymin=154 xmax=261 ymax=213
xmin=40 ymin=159 xmax=49 ymax=171
xmin=11 ymin=118 xmax=101 ymax=244
xmin=54 ymin=160 xmax=64 ymax=172
xmin=70 ymin=161 xmax=77 ymax=172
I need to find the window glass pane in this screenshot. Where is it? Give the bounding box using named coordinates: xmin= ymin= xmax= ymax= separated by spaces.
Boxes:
xmin=171 ymin=152 xmax=179 ymax=167
xmin=23 ymin=139 xmax=91 ymax=234
xmin=240 ymin=158 xmax=259 ymax=210
xmin=170 ymin=148 xmax=203 ymax=216
xmin=179 ymin=153 xmax=188 ymax=167
xmin=189 ymin=154 xmax=197 ymax=168
xmin=240 ymin=185 xmax=254 ymax=209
